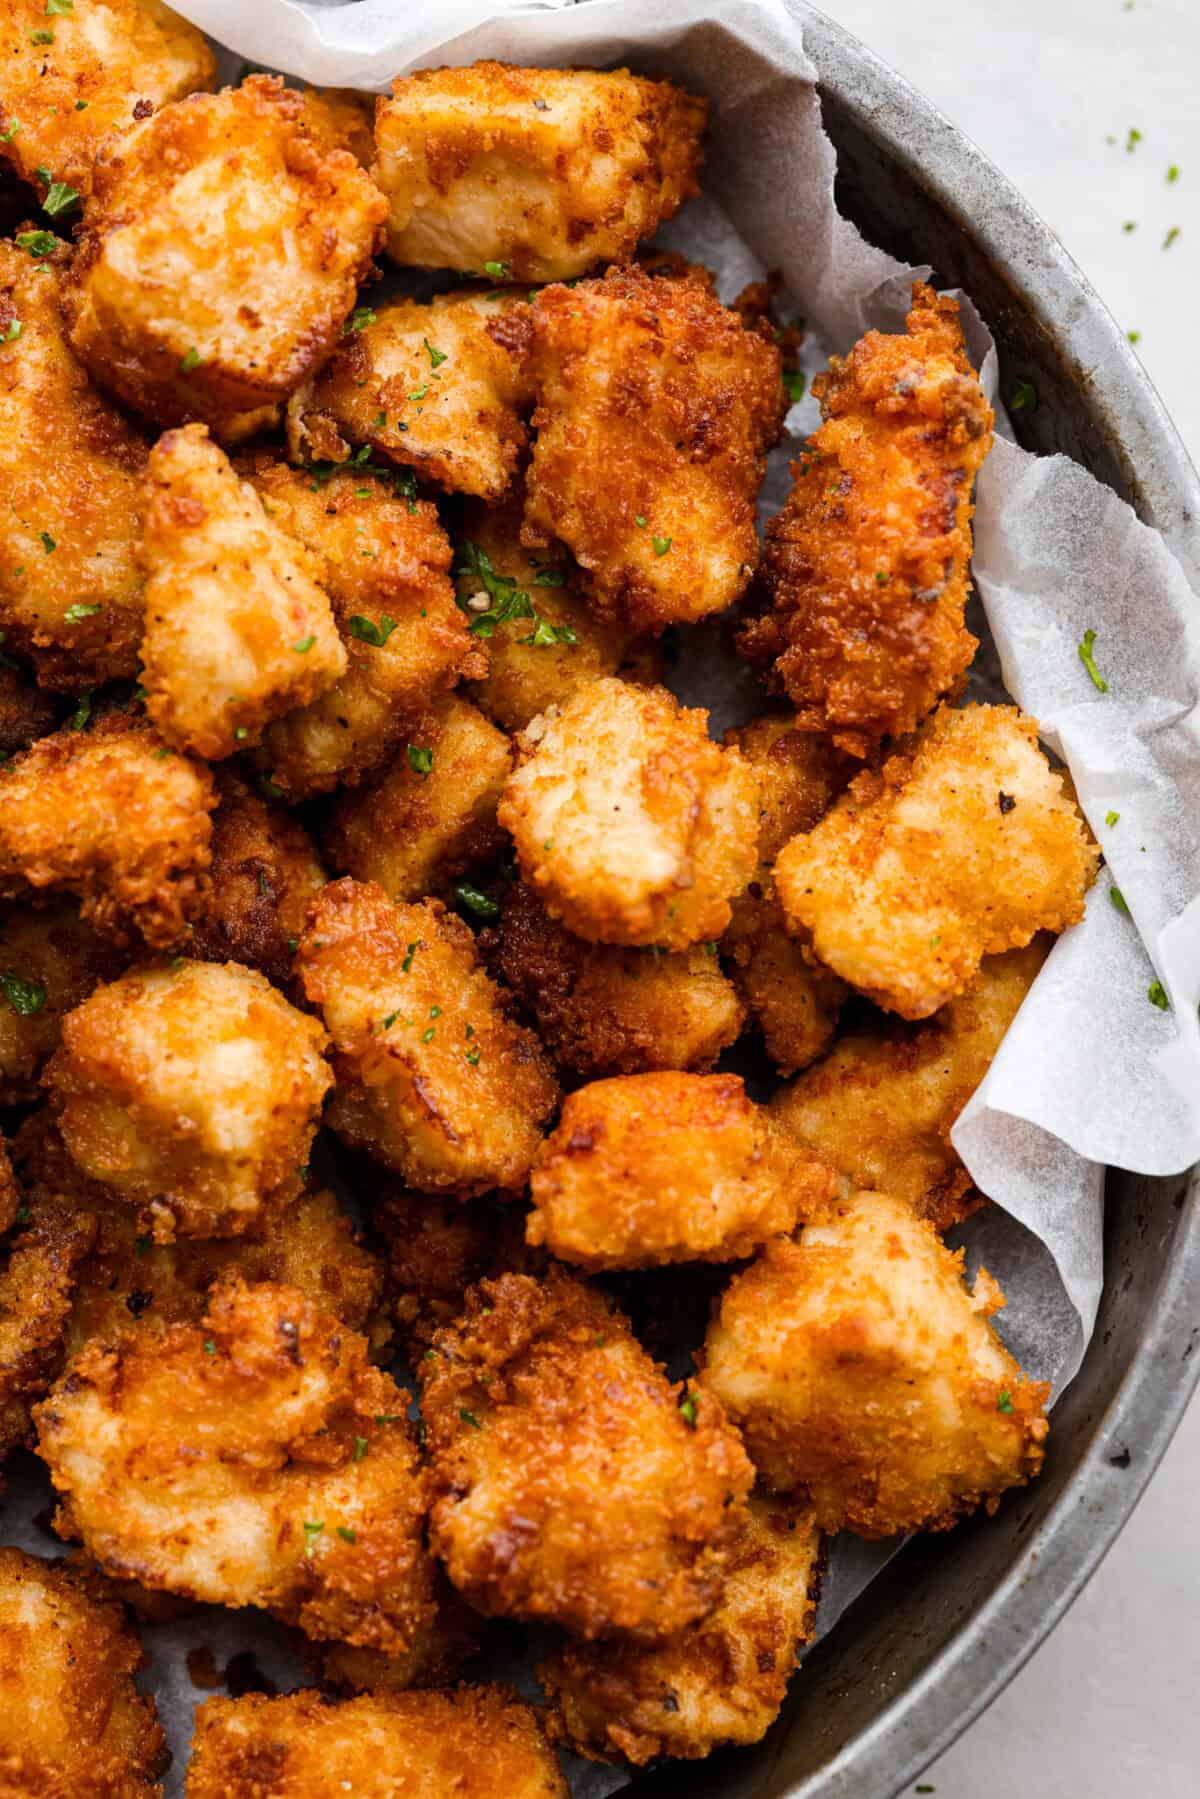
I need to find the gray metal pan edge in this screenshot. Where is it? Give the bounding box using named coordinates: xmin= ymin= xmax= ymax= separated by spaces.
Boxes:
xmin=630 ymin=5 xmax=1200 ymax=1795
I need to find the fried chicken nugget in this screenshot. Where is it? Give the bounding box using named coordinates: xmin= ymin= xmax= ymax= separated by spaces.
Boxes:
xmin=307 ymin=1569 xmax=482 ymax=1694
xmin=0 ymin=1547 xmax=167 ymax=1798
xmin=0 ymin=1188 xmax=95 ymax=1471
xmin=287 ymin=290 xmax=532 ymax=502
xmin=701 ymin=1189 xmax=1050 ymax=1537
xmin=528 ymin=1073 xmax=836 ymax=1271
xmin=322 ymin=695 xmax=512 ymax=903
xmin=36 ymin=1273 xmax=435 ymax=1651
xmin=489 ymin=881 xmax=743 ymax=1077
xmin=522 ymin=265 xmax=785 ymax=632
xmin=0 ymin=898 xmax=127 ymax=1100
xmin=0 ymin=0 xmax=215 ymax=201
xmin=44 ymin=959 xmax=332 ymax=1242
xmin=499 ymin=678 xmax=759 ymax=950
xmin=139 ymin=425 xmax=346 ymax=760
xmin=421 ymin=1269 xmax=754 ymax=1641
xmin=773 ymin=940 xmax=1050 ymax=1229
xmin=741 ymin=284 xmax=994 ymax=756
xmin=0 ymin=241 xmax=148 ymax=690
xmin=185 ymin=1686 xmax=567 ymax=1799
xmin=64 ymin=78 xmax=385 ymax=435
xmin=774 ymin=704 xmax=1098 ymax=1019
xmin=298 ymin=878 xmax=558 ymax=1196
xmin=0 ymin=710 xmax=216 ymax=947
xmin=188 ymin=767 xmax=326 ymax=991
xmin=541 ymin=1493 xmax=822 ymax=1765
xmin=244 ymin=459 xmax=480 ymax=799
xmin=374 ymin=61 xmax=706 ymax=282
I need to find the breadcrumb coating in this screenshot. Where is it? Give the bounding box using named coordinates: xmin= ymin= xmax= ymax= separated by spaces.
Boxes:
xmin=0 ymin=898 xmax=127 ymax=1101
xmin=374 ymin=61 xmax=706 ymax=281
xmin=307 ymin=1571 xmax=482 ymax=1695
xmin=702 ymin=1189 xmax=1050 ymax=1537
xmin=0 ymin=242 xmax=148 ymax=690
xmin=774 ymin=704 xmax=1098 ymax=1018
xmin=0 ymin=1547 xmax=167 ymax=1798
xmin=773 ymin=940 xmax=1050 ymax=1230
xmin=139 ymin=425 xmax=346 ymax=760
xmin=499 ymin=678 xmax=759 ymax=950
xmin=185 ymin=1685 xmax=567 ymax=1799
xmin=371 ymin=1177 xmax=539 ymax=1354
xmin=741 ymin=284 xmax=993 ymax=756
xmin=45 ymin=959 xmax=332 ymax=1242
xmin=298 ymin=879 xmax=558 ymax=1197
xmin=489 ymin=882 xmax=744 ymax=1077
xmin=0 ymin=660 xmax=56 ymax=759
xmin=542 ymin=1494 xmax=822 ymax=1765
xmin=0 ymin=1191 xmax=95 ymax=1473
xmin=0 ymin=710 xmax=216 ymax=949
xmin=36 ymin=1274 xmax=435 ymax=1652
xmin=421 ymin=1268 xmax=754 ymax=1641
xmin=64 ymin=78 xmax=386 ymax=434
xmin=522 ymin=265 xmax=785 ymax=632
xmin=528 ymin=1072 xmax=836 ymax=1270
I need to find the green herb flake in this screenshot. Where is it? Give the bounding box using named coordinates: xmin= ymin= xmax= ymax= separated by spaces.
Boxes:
xmin=1105 ymin=809 xmax=1121 ymax=827
xmin=401 ymin=941 xmax=419 ymax=973
xmin=259 ymin=775 xmax=284 ymax=800
xmin=203 ymin=1338 xmax=216 ymax=1355
xmin=996 ymin=1390 xmax=1014 ymax=1414
xmin=29 ymin=29 xmax=54 ymax=44
xmin=1167 ymin=163 xmax=1180 ymax=184
xmin=634 ymin=514 xmax=647 ymax=528
xmin=347 ymin=613 xmax=397 ymax=647
xmin=293 ymin=635 xmax=315 ymax=654
xmin=1128 ymin=329 xmax=1142 ymax=344
xmin=381 ymin=1008 xmax=403 ymax=1031
xmin=46 ymin=0 xmax=74 ymax=14
xmin=421 ymin=1025 xmax=436 ymax=1043
xmin=1009 ymin=378 xmax=1037 ymax=412
xmin=64 ymin=602 xmax=101 ymax=623
xmin=522 ymin=616 xmax=577 ymax=647
xmin=336 ymin=1526 xmax=357 ymax=1544
xmin=179 ymin=347 xmax=202 ymax=373
xmin=406 ymin=743 xmax=433 ymax=776
xmin=3 ymin=320 xmax=20 ymax=343
xmin=1110 ymin=885 xmax=1131 ymax=918
xmin=69 ymin=691 xmax=92 ymax=732
xmin=353 ymin=1435 xmax=369 ymax=1462
xmin=43 ymin=181 xmax=81 ymax=218
xmin=0 ymin=972 xmax=46 ymax=1016
xmin=1122 ymin=219 xmax=1138 ymax=233
xmin=302 ymin=1519 xmax=325 ymax=1556
xmin=1077 ymin=626 xmax=1108 ymax=692
xmin=679 ymin=1393 xmax=699 ymax=1429
xmin=782 ymin=368 xmax=807 ymax=403
xmin=874 ymin=569 xmax=890 ymax=585
xmin=343 ymin=306 xmax=377 ymax=335
xmin=0 ymin=123 xmax=21 ymax=144
xmin=39 ymin=531 xmax=56 ymax=554
xmin=483 ymin=259 xmax=510 ymax=280
xmin=915 ymin=1787 xmax=936 ymax=1794
xmin=459 ymin=1407 xmax=482 ymax=1430
xmin=16 ymin=230 xmax=57 ymax=258
xmin=465 ymin=1047 xmax=481 ymax=1066
xmin=408 ymin=382 xmax=429 ymax=402
xmin=424 ymin=338 xmax=448 ymax=369
xmin=1148 ymin=980 xmax=1170 ymax=1011
xmin=1163 ymin=226 xmax=1181 ymax=250
xmin=374 ymin=1412 xmax=401 ymax=1424
xmin=75 ymin=98 xmax=87 ymax=110
xmin=1126 ymin=126 xmax=1143 ymax=153
xmin=533 ymin=565 xmax=565 ymax=586
xmin=455 ymin=882 xmax=500 ymax=921
xmin=652 ymin=535 xmax=672 ymax=557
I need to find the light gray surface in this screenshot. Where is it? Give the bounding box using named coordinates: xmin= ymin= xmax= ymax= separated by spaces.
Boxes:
xmin=820 ymin=2 xmax=1200 ymax=1793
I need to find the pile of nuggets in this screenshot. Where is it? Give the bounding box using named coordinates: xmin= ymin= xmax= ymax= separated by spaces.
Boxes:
xmin=0 ymin=5 xmax=1099 ymax=1792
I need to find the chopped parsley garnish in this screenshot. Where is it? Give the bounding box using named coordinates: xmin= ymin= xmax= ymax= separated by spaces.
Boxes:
xmin=679 ymin=1393 xmax=699 ymax=1428
xmin=353 ymin=1436 xmax=368 ymax=1462
xmin=258 ymin=775 xmax=284 ymax=800
xmin=406 ymin=744 xmax=433 ymax=776
xmin=1167 ymin=163 xmax=1180 ymax=183
xmin=64 ymin=602 xmax=101 ymax=622
xmin=3 ymin=320 xmax=20 ymax=343
xmin=408 ymin=382 xmax=429 ymax=402
xmin=15 ymin=230 xmax=57 ymax=257
xmin=652 ymin=535 xmax=672 ymax=557
xmin=782 ymin=368 xmax=807 ymax=403
xmin=455 ymin=882 xmax=500 ymax=921
xmin=29 ymin=29 xmax=54 ymax=44
xmin=1122 ymin=220 xmax=1137 ymax=233
xmin=179 ymin=347 xmax=201 ymax=373
xmin=46 ymin=0 xmax=75 ymax=14
xmin=421 ymin=1025 xmax=436 ymax=1043
xmin=454 ymin=540 xmax=577 ymax=647
xmin=465 ymin=1047 xmax=481 ymax=1066
xmin=347 ymin=613 xmax=397 ymax=647
xmin=69 ymin=691 xmax=92 ymax=731
xmin=1128 ymin=329 xmax=1142 ymax=344
xmin=1077 ymin=627 xmax=1108 ymax=692
xmin=374 ymin=1413 xmax=401 ymax=1424
xmin=533 ymin=565 xmax=565 ymax=586
xmin=1163 ymin=226 xmax=1181 ymax=250
xmin=0 ymin=972 xmax=46 ymax=1016
xmin=302 ymin=1519 xmax=324 ymax=1556
xmin=522 ymin=616 xmax=577 ymax=647
xmin=996 ymin=1390 xmax=1014 ymax=1414
xmin=483 ymin=260 xmax=510 ymax=280
xmin=1009 ymin=378 xmax=1037 ymax=412
xmin=424 ymin=337 xmax=448 ymax=369
xmin=1148 ymin=980 xmax=1170 ymax=1011
xmin=381 ymin=1009 xmax=402 ymax=1031
xmin=1110 ymin=885 xmax=1131 ymax=918
xmin=1105 ymin=809 xmax=1120 ymax=826
xmin=75 ymin=98 xmax=87 ymax=110
xmin=203 ymin=1338 xmax=216 ymax=1355
xmin=634 ymin=514 xmax=647 ymax=528
xmin=39 ymin=531 xmax=56 ymax=554
xmin=293 ymin=635 xmax=315 ymax=654
xmin=459 ymin=1407 xmax=482 ymax=1430
xmin=0 ymin=123 xmax=20 ymax=144
xmin=1126 ymin=127 xmax=1143 ymax=152
xmin=343 ymin=307 xmax=377 ymax=335
xmin=337 ymin=1526 xmax=357 ymax=1544
xmin=43 ymin=181 xmax=81 ymax=218
xmin=401 ymin=941 xmax=419 ymax=973
xmin=874 ymin=569 xmax=890 ymax=585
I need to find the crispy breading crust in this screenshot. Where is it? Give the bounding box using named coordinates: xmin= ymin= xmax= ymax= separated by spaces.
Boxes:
xmin=0 ymin=710 xmax=216 ymax=948
xmin=185 ymin=1685 xmax=568 ymax=1799
xmin=0 ymin=898 xmax=128 ymax=1101
xmin=306 ymin=1570 xmax=482 ymax=1694
xmin=773 ymin=940 xmax=1050 ymax=1229
xmin=0 ymin=242 xmax=149 ymax=690
xmin=528 ymin=1073 xmax=836 ymax=1270
xmin=522 ymin=265 xmax=786 ymax=632
xmin=541 ymin=1494 xmax=822 ymax=1765
xmin=44 ymin=959 xmax=332 ymax=1242
xmin=741 ymin=284 xmax=994 ymax=755
xmin=421 ymin=1268 xmax=754 ymax=1641
xmin=0 ymin=661 xmax=56 ymax=758
xmin=488 ymin=882 xmax=744 ymax=1077
xmin=0 ymin=1189 xmax=96 ymax=1471
xmin=499 ymin=678 xmax=760 ymax=950
xmin=0 ymin=1546 xmax=167 ymax=1798
xmin=298 ymin=878 xmax=559 ymax=1197
xmin=36 ymin=1274 xmax=436 ymax=1652
xmin=64 ymin=77 xmax=387 ymax=432
xmin=374 ymin=61 xmax=706 ymax=281
xmin=701 ymin=1189 xmax=1050 ymax=1537
xmin=774 ymin=703 xmax=1098 ymax=1019
xmin=322 ymin=695 xmax=512 ymax=902
xmin=244 ymin=459 xmax=480 ymax=798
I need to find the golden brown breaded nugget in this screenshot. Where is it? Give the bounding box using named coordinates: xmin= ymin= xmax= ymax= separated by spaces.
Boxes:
xmin=244 ymin=458 xmax=480 ymax=798
xmin=0 ymin=241 xmax=148 ymax=690
xmin=725 ymin=711 xmax=854 ymax=864
xmin=0 ymin=1547 xmax=167 ymax=1798
xmin=0 ymin=0 xmax=215 ymax=199
xmin=298 ymin=879 xmax=558 ymax=1197
xmin=188 ymin=768 xmax=326 ymax=991
xmin=541 ymin=1494 xmax=822 ymax=1765
xmin=185 ymin=1686 xmax=568 ymax=1799
xmin=64 ymin=77 xmax=386 ymax=432
xmin=0 ymin=1190 xmax=95 ymax=1472
xmin=0 ymin=710 xmax=216 ymax=948
xmin=421 ymin=1269 xmax=754 ymax=1641
xmin=372 ymin=1178 xmax=537 ymax=1354
xmin=741 ymin=285 xmax=994 ymax=756
xmin=0 ymin=659 xmax=56 ymax=758
xmin=499 ymin=678 xmax=759 ymax=950
xmin=307 ymin=1570 xmax=482 ymax=1694
xmin=522 ymin=265 xmax=785 ymax=632
xmin=374 ymin=61 xmax=706 ymax=282
xmin=528 ymin=1073 xmax=835 ymax=1271
xmin=287 ymin=289 xmax=532 ymax=501
xmin=0 ymin=898 xmax=126 ymax=1100
xmin=139 ymin=425 xmax=346 ymax=760
xmin=773 ymin=940 xmax=1049 ymax=1230
xmin=457 ymin=495 xmax=650 ymax=732
xmin=489 ymin=882 xmax=743 ymax=1077
xmin=701 ymin=1189 xmax=1050 ymax=1537
xmin=302 ymin=85 xmax=376 ymax=167
xmin=322 ymin=695 xmax=512 ymax=902
xmin=36 ymin=1273 xmax=435 ymax=1651
xmin=44 ymin=959 xmax=332 ymax=1242
xmin=774 ymin=704 xmax=1098 ymax=1019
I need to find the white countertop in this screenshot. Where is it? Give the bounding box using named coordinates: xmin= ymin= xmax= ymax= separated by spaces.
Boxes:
xmin=815 ymin=1 xmax=1200 ymax=1793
